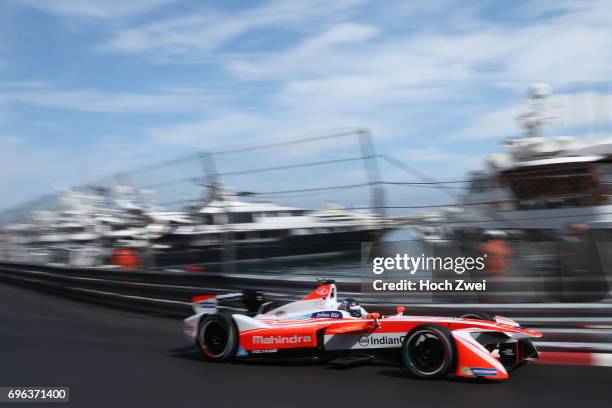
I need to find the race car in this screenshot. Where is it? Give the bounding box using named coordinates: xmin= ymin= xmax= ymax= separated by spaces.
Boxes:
xmin=183 ymin=280 xmax=541 ymax=380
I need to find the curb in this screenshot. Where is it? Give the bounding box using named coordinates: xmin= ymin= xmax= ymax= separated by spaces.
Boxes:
xmin=536 ymin=351 xmax=612 ymax=367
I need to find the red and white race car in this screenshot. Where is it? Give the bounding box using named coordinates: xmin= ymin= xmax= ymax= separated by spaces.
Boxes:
xmin=183 ymin=280 xmax=541 ymax=380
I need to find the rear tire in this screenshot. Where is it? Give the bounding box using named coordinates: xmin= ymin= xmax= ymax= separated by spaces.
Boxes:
xmin=197 ymin=313 xmax=238 ymax=362
xmin=456 ymin=311 xmax=496 ymax=321
xmin=401 ymin=324 xmax=456 ymax=379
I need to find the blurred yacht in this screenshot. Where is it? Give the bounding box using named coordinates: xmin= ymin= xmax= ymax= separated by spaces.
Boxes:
xmin=152 ymin=183 xmax=388 ymax=266
xmin=442 ymin=84 xmax=612 ymax=239
xmin=0 ymin=186 xmax=193 ymax=264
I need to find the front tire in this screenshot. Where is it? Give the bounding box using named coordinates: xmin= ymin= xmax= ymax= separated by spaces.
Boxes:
xmin=197 ymin=313 xmax=238 ymax=362
xmin=401 ymin=324 xmax=456 ymax=379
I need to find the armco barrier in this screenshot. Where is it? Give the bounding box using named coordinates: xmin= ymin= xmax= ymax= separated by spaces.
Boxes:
xmin=2 ymin=262 xmax=611 ymax=304
xmin=1 ymin=261 xmax=612 ymax=317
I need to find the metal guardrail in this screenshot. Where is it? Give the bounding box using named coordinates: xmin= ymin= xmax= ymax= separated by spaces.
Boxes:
xmin=0 ymin=261 xmax=611 ymax=316
xmin=0 ymin=261 xmax=611 ymax=352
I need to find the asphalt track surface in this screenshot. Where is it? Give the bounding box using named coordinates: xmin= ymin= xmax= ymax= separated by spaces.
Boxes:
xmin=1 ymin=283 xmax=611 ymax=408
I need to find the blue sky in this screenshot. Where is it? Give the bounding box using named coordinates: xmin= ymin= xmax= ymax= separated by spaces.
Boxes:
xmin=2 ymin=0 xmax=612 ymax=211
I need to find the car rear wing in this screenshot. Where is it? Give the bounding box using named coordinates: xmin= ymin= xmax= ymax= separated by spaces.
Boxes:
xmin=191 ymin=291 xmax=264 ymax=314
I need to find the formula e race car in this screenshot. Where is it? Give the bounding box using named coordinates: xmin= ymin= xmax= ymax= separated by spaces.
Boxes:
xmin=183 ymin=280 xmax=541 ymax=380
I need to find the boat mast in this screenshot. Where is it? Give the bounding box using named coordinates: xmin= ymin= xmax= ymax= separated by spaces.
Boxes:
xmin=357 ymin=128 xmax=385 ymax=219
xmin=518 ymin=83 xmax=551 ymax=138
xmin=198 ymin=152 xmax=236 ymax=272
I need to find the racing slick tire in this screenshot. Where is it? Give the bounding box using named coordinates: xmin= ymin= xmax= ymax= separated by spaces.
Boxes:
xmin=197 ymin=313 xmax=238 ymax=362
xmin=455 ymin=311 xmax=496 ymax=321
xmin=401 ymin=325 xmax=456 ymax=379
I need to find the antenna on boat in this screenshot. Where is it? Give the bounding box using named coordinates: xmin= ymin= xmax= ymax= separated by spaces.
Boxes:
xmin=198 ymin=151 xmax=236 ymax=271
xmin=517 ymin=83 xmax=551 ymax=138
xmin=357 ymin=128 xmax=385 ymax=219
xmin=197 ymin=152 xmax=223 ymax=202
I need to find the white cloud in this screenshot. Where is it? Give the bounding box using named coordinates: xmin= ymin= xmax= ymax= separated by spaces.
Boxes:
xmin=226 ymin=23 xmax=478 ymax=111
xmin=501 ymin=26 xmax=612 ymax=85
xmin=149 ymin=113 xmax=277 ymax=147
xmin=137 ymin=0 xmax=612 ymax=160
xmin=147 ymin=109 xmax=401 ymax=163
xmin=0 ymin=85 xmax=223 ymax=113
xmin=228 ymin=23 xmax=380 ymax=80
xmin=150 ymin=111 xmax=368 ymax=147
xmin=71 ymin=0 xmax=612 ymax=148
xmin=226 ymin=0 xmax=612 ymax=114
xmin=98 ymin=0 xmax=368 ymax=58
xmin=15 ymin=0 xmax=181 ymax=19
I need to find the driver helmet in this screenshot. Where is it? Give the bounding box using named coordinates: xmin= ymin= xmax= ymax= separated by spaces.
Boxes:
xmin=338 ymin=297 xmax=362 ymax=318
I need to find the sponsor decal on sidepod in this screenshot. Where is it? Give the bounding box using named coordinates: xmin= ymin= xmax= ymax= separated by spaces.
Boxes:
xmin=252 ymin=335 xmax=312 ymax=345
xmin=358 ymin=335 xmax=405 ymax=347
